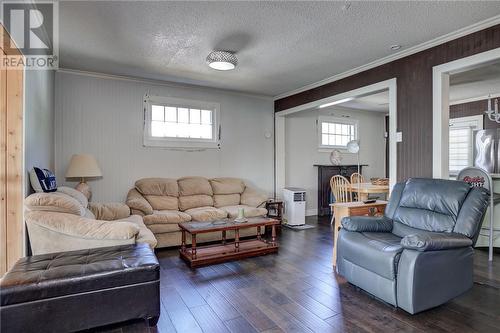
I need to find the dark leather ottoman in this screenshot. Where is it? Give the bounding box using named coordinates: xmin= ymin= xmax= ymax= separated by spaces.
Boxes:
xmin=0 ymin=244 xmax=160 ymax=333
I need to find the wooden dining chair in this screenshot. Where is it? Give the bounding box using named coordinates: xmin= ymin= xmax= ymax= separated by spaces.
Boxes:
xmin=350 ymin=173 xmax=364 ymax=201
xmin=350 ymin=172 xmax=365 ymax=184
xmin=330 ymin=175 xmax=352 ymax=224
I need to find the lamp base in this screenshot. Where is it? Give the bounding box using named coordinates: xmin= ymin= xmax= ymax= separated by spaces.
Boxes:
xmin=75 ymin=181 xmax=92 ymax=201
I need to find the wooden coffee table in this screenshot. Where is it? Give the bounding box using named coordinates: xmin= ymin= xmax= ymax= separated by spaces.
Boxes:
xmin=178 ymin=217 xmax=279 ymax=268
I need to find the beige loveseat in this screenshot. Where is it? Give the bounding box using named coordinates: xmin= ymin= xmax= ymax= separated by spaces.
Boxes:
xmin=25 ymin=186 xmax=157 ymax=255
xmin=126 ymin=177 xmax=268 ymax=248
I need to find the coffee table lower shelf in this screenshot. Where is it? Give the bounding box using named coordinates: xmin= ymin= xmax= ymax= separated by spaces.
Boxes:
xmin=179 ymin=239 xmax=278 ymax=268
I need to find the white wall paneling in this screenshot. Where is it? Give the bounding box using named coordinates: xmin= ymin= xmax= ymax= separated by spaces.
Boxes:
xmin=24 ymin=70 xmax=55 ymax=196
xmin=55 ymin=71 xmax=274 ymax=202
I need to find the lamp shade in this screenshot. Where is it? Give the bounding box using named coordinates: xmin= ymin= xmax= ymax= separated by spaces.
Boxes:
xmin=65 ymin=154 xmax=102 ymax=178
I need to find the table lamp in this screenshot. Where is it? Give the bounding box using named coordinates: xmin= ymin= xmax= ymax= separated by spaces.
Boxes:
xmin=65 ymin=154 xmax=102 ymax=200
xmin=346 ymin=140 xmax=361 ymax=201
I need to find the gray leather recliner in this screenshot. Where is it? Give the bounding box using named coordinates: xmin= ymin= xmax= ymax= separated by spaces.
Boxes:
xmin=336 ymin=178 xmax=490 ymax=314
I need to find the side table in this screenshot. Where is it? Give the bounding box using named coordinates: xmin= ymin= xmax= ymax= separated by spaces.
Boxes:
xmin=331 ymin=200 xmax=387 ymax=266
xmin=266 ymin=200 xmax=283 ymax=222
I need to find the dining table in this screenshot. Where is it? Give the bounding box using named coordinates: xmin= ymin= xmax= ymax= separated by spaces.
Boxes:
xmin=339 ymin=182 xmax=390 ymax=201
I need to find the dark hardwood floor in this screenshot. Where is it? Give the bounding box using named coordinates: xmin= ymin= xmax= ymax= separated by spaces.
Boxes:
xmin=93 ymin=216 xmax=500 ymax=333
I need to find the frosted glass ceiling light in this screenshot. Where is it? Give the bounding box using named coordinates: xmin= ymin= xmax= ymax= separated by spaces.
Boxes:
xmin=206 ymin=50 xmax=237 ymax=71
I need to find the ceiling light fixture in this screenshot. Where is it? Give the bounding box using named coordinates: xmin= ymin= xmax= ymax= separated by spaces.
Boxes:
xmin=319 ymin=97 xmax=354 ymax=108
xmin=390 ymin=44 xmax=401 ymax=51
xmin=206 ymin=50 xmax=237 ymax=71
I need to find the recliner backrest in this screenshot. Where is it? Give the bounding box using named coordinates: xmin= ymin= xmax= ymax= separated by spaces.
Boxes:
xmin=388 ymin=178 xmax=488 ymax=239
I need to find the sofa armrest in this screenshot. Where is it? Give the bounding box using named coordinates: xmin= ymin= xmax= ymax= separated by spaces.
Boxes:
xmin=341 ymin=216 xmax=393 ymax=232
xmin=25 ymin=211 xmax=140 ymax=255
xmin=89 ymin=202 xmax=130 ymax=220
xmin=401 ymin=232 xmax=472 ymax=252
xmin=26 ymin=211 xmax=139 ymax=239
xmin=241 ymin=187 xmax=268 ymax=208
xmin=126 ymin=189 xmax=154 ymax=215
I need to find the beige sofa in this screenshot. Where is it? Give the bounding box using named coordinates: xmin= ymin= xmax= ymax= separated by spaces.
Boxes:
xmin=25 ymin=186 xmax=157 ymax=255
xmin=126 ymin=177 xmax=268 ymax=248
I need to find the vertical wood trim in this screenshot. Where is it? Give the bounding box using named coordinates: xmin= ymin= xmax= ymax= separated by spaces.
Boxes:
xmin=0 ymin=52 xmax=7 ymax=275
xmin=1 ymin=24 xmax=24 ymax=274
xmin=5 ymin=67 xmax=24 ymax=270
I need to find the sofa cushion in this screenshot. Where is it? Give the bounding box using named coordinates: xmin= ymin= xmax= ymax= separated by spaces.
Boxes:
xmin=221 ymin=205 xmax=268 ymax=219
xmin=210 ymin=178 xmax=245 ymax=195
xmin=142 ymin=210 xmax=192 ymax=225
xmin=338 ymin=231 xmax=403 ymax=280
xmin=144 ymin=195 xmax=179 ymax=211
xmin=88 ymin=202 xmax=130 ymax=221
xmin=57 ymin=186 xmax=88 ymax=208
xmin=178 ymin=177 xmax=213 ymax=196
xmin=25 ymin=192 xmax=85 ymax=216
xmin=115 ymin=215 xmax=157 ymax=248
xmin=179 ymin=195 xmax=214 ymax=211
xmin=185 ymin=206 xmax=227 ymax=222
xmin=213 ymin=194 xmax=241 ymax=208
xmin=84 ymin=208 xmax=96 ymax=219
xmin=147 ymin=223 xmax=181 ymax=234
xmin=241 ymin=187 xmax=268 ymax=207
xmin=135 ymin=178 xmax=178 ymax=197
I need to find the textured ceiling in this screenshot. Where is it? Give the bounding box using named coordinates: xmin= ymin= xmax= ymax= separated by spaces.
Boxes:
xmin=450 ymin=60 xmax=500 ymax=103
xmin=59 ymin=1 xmax=500 ymax=96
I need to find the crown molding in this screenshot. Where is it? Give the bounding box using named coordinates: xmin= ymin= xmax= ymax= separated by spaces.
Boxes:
xmin=450 ymin=93 xmax=500 ymax=106
xmin=56 ymin=68 xmax=274 ymax=100
xmin=274 ymin=15 xmax=500 ymax=101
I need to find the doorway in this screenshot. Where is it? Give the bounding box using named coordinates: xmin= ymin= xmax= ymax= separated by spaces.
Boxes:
xmin=433 ymin=47 xmax=500 ymax=179
xmin=274 ymin=78 xmax=397 ymax=199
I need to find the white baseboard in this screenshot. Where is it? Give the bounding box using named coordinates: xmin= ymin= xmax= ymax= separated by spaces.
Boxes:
xmin=306 ymin=209 xmax=318 ymax=217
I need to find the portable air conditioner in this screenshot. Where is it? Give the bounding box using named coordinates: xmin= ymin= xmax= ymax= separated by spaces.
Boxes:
xmin=283 ymin=187 xmax=306 ymax=226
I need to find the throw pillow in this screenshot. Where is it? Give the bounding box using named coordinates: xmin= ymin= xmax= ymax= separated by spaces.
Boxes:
xmin=30 ymin=167 xmax=57 ymax=193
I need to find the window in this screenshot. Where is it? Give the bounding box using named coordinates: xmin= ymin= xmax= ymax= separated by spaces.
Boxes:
xmin=144 ymin=95 xmax=220 ymax=149
xmin=318 ymin=116 xmax=358 ymax=149
xmin=449 ymin=115 xmax=483 ymax=176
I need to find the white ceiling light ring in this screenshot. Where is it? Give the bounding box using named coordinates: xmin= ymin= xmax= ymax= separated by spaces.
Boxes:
xmin=206 ymin=50 xmax=238 ymax=71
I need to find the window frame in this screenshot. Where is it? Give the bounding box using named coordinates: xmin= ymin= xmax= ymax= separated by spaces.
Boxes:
xmin=317 ymin=116 xmax=358 ymax=151
xmin=143 ymin=95 xmax=221 ymax=149
xmin=448 ymin=115 xmax=483 ymax=176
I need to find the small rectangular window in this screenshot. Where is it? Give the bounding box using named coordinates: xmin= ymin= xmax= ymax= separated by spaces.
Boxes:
xmin=143 ymin=96 xmax=220 ymax=149
xmin=318 ymin=116 xmax=358 ymax=149
xmin=449 ymin=115 xmax=483 ymax=176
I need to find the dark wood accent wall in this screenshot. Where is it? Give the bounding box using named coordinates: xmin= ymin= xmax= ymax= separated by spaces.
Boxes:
xmin=450 ymin=99 xmax=500 ymax=129
xmin=275 ymin=24 xmax=500 ymax=181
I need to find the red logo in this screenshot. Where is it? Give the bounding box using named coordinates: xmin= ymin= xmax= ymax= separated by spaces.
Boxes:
xmin=463 ymin=176 xmax=485 ymax=187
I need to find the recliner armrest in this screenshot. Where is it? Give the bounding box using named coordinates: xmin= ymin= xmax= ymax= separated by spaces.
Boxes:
xmin=341 ymin=216 xmax=393 ymax=232
xmin=401 ymin=232 xmax=472 ymax=252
